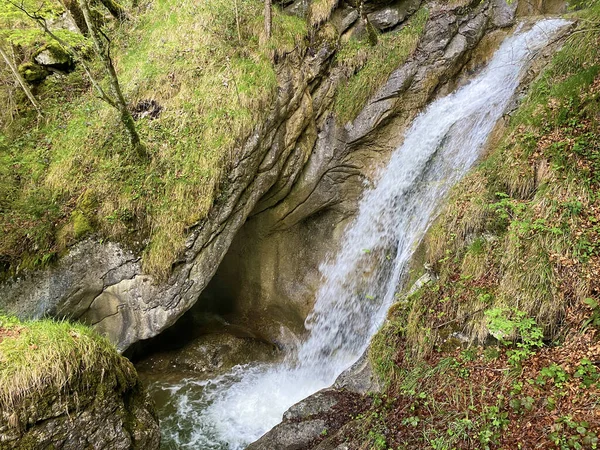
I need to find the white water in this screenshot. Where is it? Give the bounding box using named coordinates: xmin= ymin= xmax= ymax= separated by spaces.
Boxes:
xmin=151 ymin=19 xmax=570 ymax=449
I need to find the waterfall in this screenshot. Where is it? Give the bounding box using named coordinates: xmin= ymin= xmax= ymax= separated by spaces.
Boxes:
xmin=152 ymin=19 xmax=570 ymax=449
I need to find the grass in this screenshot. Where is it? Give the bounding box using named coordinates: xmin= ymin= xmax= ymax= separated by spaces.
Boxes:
xmin=412 ymin=1 xmax=600 ymax=343
xmin=0 ymin=314 xmax=136 ymax=422
xmin=0 ymin=0 xmax=307 ymax=279
xmin=0 ymin=1 xmax=429 ymax=279
xmin=334 ymin=7 xmax=429 ymax=124
xmin=308 ymin=0 xmax=338 ymax=27
xmin=354 ymin=3 xmax=600 ymax=448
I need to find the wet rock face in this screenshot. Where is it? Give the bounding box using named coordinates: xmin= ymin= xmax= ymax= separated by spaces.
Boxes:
xmin=247 ymin=353 xmax=379 ymax=449
xmin=136 ymin=333 xmax=279 ymax=380
xmin=0 ymin=369 xmax=160 ymax=450
xmin=0 ymin=0 xmax=518 ymax=351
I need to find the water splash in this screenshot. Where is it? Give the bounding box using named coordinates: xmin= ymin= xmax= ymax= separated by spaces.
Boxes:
xmin=151 ymin=19 xmax=570 ymax=449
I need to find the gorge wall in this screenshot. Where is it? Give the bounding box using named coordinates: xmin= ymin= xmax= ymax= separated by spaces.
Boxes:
xmin=1 ymin=0 xmax=536 ymax=351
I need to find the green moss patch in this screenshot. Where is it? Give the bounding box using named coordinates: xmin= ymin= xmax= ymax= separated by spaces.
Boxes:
xmin=0 ymin=315 xmax=136 ymax=423
xmin=17 ymin=62 xmax=49 ymax=83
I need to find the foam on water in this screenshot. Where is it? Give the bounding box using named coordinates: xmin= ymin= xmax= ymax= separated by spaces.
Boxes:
xmin=151 ymin=19 xmax=571 ymax=449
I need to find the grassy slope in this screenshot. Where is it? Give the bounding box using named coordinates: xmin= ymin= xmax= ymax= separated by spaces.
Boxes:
xmin=0 ymin=0 xmax=431 ymax=281
xmin=0 ymin=0 xmax=306 ymax=279
xmin=0 ymin=314 xmax=136 ymax=421
xmin=353 ymin=4 xmax=600 ymax=449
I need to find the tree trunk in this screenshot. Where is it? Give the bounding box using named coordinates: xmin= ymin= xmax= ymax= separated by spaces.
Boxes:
xmin=60 ymin=0 xmax=89 ymax=34
xmin=78 ymin=0 xmax=146 ymax=158
xmin=264 ymin=0 xmax=272 ymax=42
xmin=60 ymin=0 xmax=128 ymax=35
xmin=0 ymin=44 xmax=42 ymax=115
xmin=234 ymin=0 xmax=241 ymax=43
xmin=359 ymin=0 xmax=378 ymax=46
xmin=98 ymin=0 xmax=129 ymax=21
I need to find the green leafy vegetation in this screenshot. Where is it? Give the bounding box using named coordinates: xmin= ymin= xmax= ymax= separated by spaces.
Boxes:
xmin=354 ymin=2 xmax=600 ymax=448
xmin=485 ymin=307 xmax=544 ymax=367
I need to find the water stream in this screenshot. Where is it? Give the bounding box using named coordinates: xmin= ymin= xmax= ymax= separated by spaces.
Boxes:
xmin=148 ymin=19 xmax=570 ymax=449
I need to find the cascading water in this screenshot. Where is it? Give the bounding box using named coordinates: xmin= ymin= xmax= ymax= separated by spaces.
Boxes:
xmin=149 ymin=19 xmax=570 ymax=449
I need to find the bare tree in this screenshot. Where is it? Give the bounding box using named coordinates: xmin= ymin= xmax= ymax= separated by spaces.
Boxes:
xmin=0 ymin=43 xmax=42 ymax=115
xmin=59 ymin=0 xmax=128 ymax=35
xmin=6 ymin=0 xmax=147 ymax=158
xmin=77 ymin=0 xmax=144 ymax=157
xmin=356 ymin=0 xmax=378 ymax=46
xmin=233 ymin=0 xmax=241 ymax=43
xmin=263 ymin=0 xmax=272 ymax=42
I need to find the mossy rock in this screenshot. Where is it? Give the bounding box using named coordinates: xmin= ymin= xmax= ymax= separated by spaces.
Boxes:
xmin=18 ymin=62 xmax=49 ymax=83
xmin=71 ymin=190 xmax=98 ymax=238
xmin=71 ymin=210 xmax=93 ymax=238
xmin=33 ymin=42 xmax=73 ymax=70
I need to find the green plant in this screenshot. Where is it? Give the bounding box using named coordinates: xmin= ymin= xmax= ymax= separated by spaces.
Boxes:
xmin=402 ymin=415 xmax=420 ymax=427
xmin=574 ymin=358 xmax=600 ymax=388
xmin=369 ymin=430 xmax=387 ymax=450
xmin=485 ymin=308 xmax=544 ymax=366
xmin=536 ymin=363 xmax=569 ymax=388
xmin=509 ymin=395 xmax=535 ymax=413
xmin=478 ymin=405 xmax=510 ymax=449
xmin=0 ymin=314 xmax=134 ymax=417
xmin=549 ymin=416 xmax=599 ymax=450
xmin=582 ymin=298 xmax=600 ymax=329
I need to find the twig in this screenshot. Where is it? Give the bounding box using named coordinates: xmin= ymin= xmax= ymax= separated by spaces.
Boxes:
xmin=6 ymin=0 xmax=116 ymax=107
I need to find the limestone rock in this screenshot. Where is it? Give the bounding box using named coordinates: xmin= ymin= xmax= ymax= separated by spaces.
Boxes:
xmin=368 ymin=0 xmax=422 ymax=31
xmin=333 ymin=351 xmax=382 ymax=394
xmin=136 ymin=333 xmax=279 ymax=379
xmin=490 ymin=0 xmax=517 ymax=28
xmin=283 ymin=390 xmax=340 ymax=421
xmin=0 ymin=0 xmax=548 ymax=353
xmin=0 ymin=351 xmax=159 ymax=449
xmin=34 ymin=43 xmax=73 ymax=70
xmin=246 ymin=419 xmax=327 ymax=450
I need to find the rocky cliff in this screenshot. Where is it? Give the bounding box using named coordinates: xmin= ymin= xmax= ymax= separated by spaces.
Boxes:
xmin=0 ymin=0 xmax=527 ymax=352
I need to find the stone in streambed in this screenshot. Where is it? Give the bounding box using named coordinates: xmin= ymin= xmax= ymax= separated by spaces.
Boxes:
xmin=136 ymin=333 xmax=279 ymax=380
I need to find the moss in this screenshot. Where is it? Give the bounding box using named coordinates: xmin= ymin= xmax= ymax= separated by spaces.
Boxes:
xmin=17 ymin=62 xmax=49 ymax=83
xmin=0 ymin=0 xmax=309 ymax=280
xmin=71 ymin=210 xmax=93 ymax=238
xmin=0 ymin=315 xmax=137 ymax=426
xmin=33 ymin=42 xmax=73 ymax=67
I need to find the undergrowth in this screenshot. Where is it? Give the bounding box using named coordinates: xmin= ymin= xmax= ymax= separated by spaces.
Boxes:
xmin=358 ymin=2 xmax=600 ymax=449
xmin=334 ymin=7 xmax=428 ymax=124
xmin=0 ymin=0 xmax=431 ymax=280
xmin=0 ymin=0 xmax=306 ymax=279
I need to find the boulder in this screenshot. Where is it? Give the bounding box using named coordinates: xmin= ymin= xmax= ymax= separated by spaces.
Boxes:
xmin=0 ymin=319 xmax=160 ymax=449
xmin=17 ymin=62 xmax=49 ymax=83
xmin=0 ymin=384 xmax=160 ymax=450
xmin=136 ymin=332 xmax=279 ymax=379
xmin=246 ymin=419 xmax=327 ymax=450
xmin=368 ymin=0 xmax=422 ymax=31
xmin=33 ymin=43 xmax=73 ymax=71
